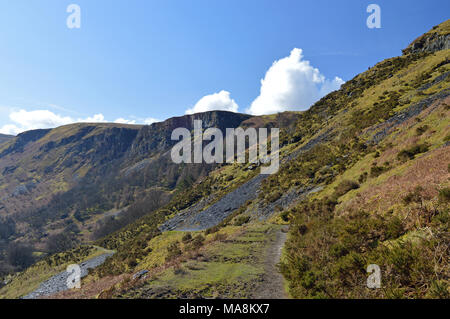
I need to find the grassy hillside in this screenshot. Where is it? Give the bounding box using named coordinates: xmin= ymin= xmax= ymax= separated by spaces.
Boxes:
xmin=0 ymin=134 xmax=13 ymax=146
xmin=100 ymin=20 xmax=448 ymax=299
xmin=277 ymin=21 xmax=450 ymax=298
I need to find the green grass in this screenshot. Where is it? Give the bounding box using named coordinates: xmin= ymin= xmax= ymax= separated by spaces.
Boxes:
xmin=136 ymin=231 xmax=187 ymax=270
xmin=120 ymin=223 xmax=279 ymax=298
xmin=149 ymin=261 xmax=262 ymax=294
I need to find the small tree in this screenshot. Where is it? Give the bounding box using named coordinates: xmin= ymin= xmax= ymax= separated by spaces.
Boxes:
xmin=6 ymin=242 xmax=34 ymax=270
xmin=166 ymin=242 xmax=182 ymax=262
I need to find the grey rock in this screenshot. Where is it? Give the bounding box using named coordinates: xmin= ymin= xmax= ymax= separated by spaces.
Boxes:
xmin=132 ymin=270 xmax=149 ymax=280
xmin=403 ymin=33 xmax=450 ymax=55
xmin=23 ymin=252 xmax=114 ymax=299
xmin=369 ymin=89 xmax=450 ymax=144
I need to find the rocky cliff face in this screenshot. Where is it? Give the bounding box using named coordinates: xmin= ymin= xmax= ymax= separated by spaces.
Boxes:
xmin=0 ymin=124 xmax=142 ymax=242
xmin=404 ymin=33 xmax=450 ymax=54
xmin=0 ymin=111 xmax=257 ymax=257
xmin=0 ymin=129 xmax=50 ymax=157
xmin=128 ymin=111 xmax=251 ymax=159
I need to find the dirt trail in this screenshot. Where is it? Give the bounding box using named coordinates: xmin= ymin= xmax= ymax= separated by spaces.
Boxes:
xmin=252 ymin=226 xmax=289 ymax=299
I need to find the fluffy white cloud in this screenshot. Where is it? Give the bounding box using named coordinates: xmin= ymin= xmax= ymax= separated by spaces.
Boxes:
xmin=114 ymin=118 xmax=137 ymax=124
xmin=143 ymin=117 xmax=160 ymax=125
xmin=1 ymin=109 xmax=75 ymax=135
xmin=81 ymin=114 xmax=106 ymax=123
xmin=114 ymin=117 xmax=160 ymax=125
xmin=247 ymin=48 xmax=344 ymax=115
xmin=0 ymin=109 xmax=159 ymax=135
xmin=186 ymin=90 xmax=239 ymax=115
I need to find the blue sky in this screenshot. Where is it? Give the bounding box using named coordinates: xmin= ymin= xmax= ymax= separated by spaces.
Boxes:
xmin=0 ymin=0 xmax=448 ymax=134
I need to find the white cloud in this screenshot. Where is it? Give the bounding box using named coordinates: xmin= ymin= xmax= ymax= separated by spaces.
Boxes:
xmin=114 ymin=117 xmax=160 ymax=125
xmin=114 ymin=118 xmax=137 ymax=124
xmin=0 ymin=109 xmax=159 ymax=135
xmin=1 ymin=109 xmax=75 ymax=135
xmin=247 ymin=48 xmax=344 ymax=115
xmin=143 ymin=117 xmax=160 ymax=125
xmin=10 ymin=109 xmax=74 ymax=128
xmin=80 ymin=114 xmax=106 ymax=123
xmin=186 ymin=90 xmax=239 ymax=115
xmin=0 ymin=124 xmax=24 ymax=136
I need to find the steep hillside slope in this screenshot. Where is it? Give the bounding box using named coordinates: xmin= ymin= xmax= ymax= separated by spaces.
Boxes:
xmin=0 ymin=110 xmax=299 ymax=279
xmin=0 ymin=134 xmax=13 ymax=146
xmin=1 ymin=21 xmax=448 ymax=299
xmin=93 ymin=20 xmax=448 ymax=299
xmin=276 ymin=20 xmax=450 ymax=298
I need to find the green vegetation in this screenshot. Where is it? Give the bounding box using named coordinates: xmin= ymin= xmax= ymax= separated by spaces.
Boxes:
xmin=276 ymin=21 xmax=450 ymax=299
xmin=280 ymin=195 xmax=449 ymax=298
xmin=100 ymin=223 xmax=279 ymax=299
xmin=1 ymin=21 xmax=449 ymax=300
xmin=397 ymin=143 xmax=430 ymax=162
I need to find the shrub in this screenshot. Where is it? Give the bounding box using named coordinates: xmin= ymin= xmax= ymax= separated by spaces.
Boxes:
xmin=334 ymin=180 xmax=360 ymax=198
xmin=213 ymin=233 xmax=227 ymax=241
xmin=185 ymin=235 xmax=205 ymax=251
xmin=428 ymin=280 xmax=450 ymax=299
xmin=370 ymin=165 xmax=390 ymax=178
xmin=74 ymin=210 xmax=90 ymax=222
xmin=166 ymin=242 xmax=182 ymax=261
xmin=266 ymin=190 xmax=283 ymax=203
xmin=46 ymin=232 xmax=77 ymax=254
xmin=358 ymin=172 xmax=368 ymax=183
xmin=280 ymin=210 xmax=290 ymax=222
xmin=403 ymin=186 xmax=424 ymax=205
xmin=6 ymin=243 xmax=34 ymax=270
xmin=438 ymin=187 xmax=450 ymax=203
xmin=0 ymin=218 xmax=16 ymax=240
xmin=173 ymin=265 xmax=187 ymax=275
xmin=329 ymin=243 xmax=349 ymax=258
xmin=205 ymin=225 xmax=220 ymax=235
xmin=397 ymin=143 xmax=429 ymax=162
xmin=415 ymin=125 xmax=429 ymax=136
xmin=385 ymin=216 xmax=404 ymax=239
xmin=234 ymin=215 xmax=250 ymax=226
xmin=181 ymin=233 xmax=192 ymax=244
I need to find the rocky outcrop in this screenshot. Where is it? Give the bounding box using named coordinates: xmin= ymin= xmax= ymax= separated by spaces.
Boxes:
xmin=403 ymin=32 xmax=450 ymax=55
xmin=160 ymin=174 xmax=266 ymax=231
xmin=369 ymin=89 xmax=450 ymax=144
xmin=129 ymin=111 xmax=251 ymax=160
xmin=253 ymin=186 xmax=323 ymax=220
xmin=0 ymin=129 xmax=50 ymax=157
xmin=159 ymin=128 xmax=333 ymax=232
